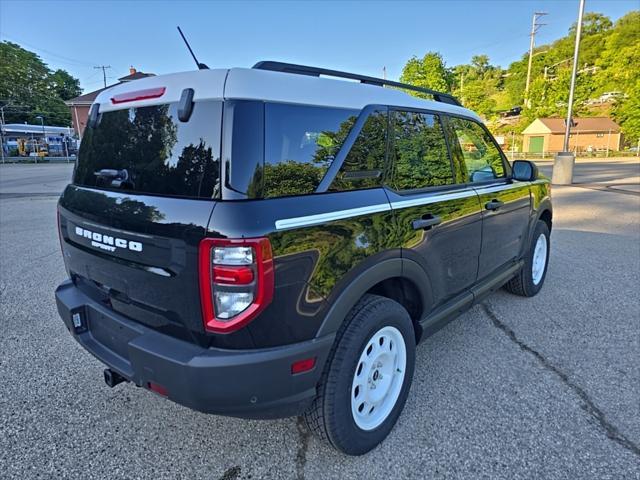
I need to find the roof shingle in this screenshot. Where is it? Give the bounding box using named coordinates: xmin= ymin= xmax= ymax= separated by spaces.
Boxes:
xmin=537 ymin=117 xmax=620 ymax=133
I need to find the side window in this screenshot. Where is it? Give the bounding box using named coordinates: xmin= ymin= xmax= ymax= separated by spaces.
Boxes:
xmin=264 ymin=103 xmax=358 ymax=198
xmin=390 ymin=111 xmax=453 ymax=191
xmin=329 ymin=110 xmax=387 ymax=192
xmin=449 ymin=117 xmax=505 ymax=183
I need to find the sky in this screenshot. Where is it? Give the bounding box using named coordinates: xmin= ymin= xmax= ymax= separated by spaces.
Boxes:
xmin=1 ymin=0 xmax=637 ymax=94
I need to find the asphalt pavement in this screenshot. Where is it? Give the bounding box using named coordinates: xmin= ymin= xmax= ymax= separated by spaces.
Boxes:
xmin=0 ymin=160 xmax=639 ymax=479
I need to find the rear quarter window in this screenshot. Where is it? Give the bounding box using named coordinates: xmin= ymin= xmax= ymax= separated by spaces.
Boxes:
xmin=74 ymin=101 xmax=222 ymax=199
xmin=329 ymin=109 xmax=388 ymax=192
xmin=263 ymin=103 xmax=358 ymax=198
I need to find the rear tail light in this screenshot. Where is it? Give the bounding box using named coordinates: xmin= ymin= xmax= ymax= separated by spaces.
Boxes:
xmin=199 ymin=237 xmax=274 ymax=333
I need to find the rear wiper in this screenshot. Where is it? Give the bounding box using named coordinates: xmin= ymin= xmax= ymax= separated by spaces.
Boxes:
xmin=94 ymin=169 xmax=130 ymax=187
xmin=94 ymin=169 xmax=126 ymax=179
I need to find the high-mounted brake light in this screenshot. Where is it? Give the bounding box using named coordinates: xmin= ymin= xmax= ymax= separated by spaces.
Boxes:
xmin=111 ymin=87 xmax=166 ymax=105
xmin=199 ymin=237 xmax=274 ymax=334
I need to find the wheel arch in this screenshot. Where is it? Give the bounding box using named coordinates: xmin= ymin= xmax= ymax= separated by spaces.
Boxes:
xmin=526 ymin=197 xmax=553 ymax=250
xmin=315 ymin=257 xmax=433 ymax=344
xmin=539 ymin=206 xmax=552 ymax=232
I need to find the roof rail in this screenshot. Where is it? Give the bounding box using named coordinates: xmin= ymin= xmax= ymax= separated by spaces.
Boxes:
xmin=252 ymin=61 xmax=462 ymax=107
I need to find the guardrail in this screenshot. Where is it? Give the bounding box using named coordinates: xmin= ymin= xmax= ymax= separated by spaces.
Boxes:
xmin=1 ymin=156 xmax=75 ymax=164
xmin=505 ymin=151 xmax=639 ymax=161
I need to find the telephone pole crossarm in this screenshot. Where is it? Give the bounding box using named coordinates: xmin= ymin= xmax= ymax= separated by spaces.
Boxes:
xmin=94 ymin=65 xmax=112 ymax=88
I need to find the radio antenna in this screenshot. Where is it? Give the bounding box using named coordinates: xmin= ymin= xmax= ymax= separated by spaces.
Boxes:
xmin=177 ymin=26 xmax=209 ymax=70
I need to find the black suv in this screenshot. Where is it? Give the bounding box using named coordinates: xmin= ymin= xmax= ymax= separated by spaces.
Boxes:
xmin=55 ymin=62 xmax=552 ymax=455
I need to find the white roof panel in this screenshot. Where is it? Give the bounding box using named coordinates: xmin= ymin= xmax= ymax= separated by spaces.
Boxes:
xmin=94 ymin=69 xmax=228 ymax=112
xmin=225 ymin=68 xmax=480 ymax=120
xmin=91 ymin=66 xmax=481 ymax=123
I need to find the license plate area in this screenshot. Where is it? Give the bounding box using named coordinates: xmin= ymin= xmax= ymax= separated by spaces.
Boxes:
xmin=89 ymin=308 xmax=136 ymax=362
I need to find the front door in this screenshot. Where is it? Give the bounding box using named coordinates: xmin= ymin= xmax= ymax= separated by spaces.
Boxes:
xmin=529 ymin=136 xmax=544 ymax=153
xmin=387 ymin=110 xmax=482 ymax=308
xmin=447 ymin=117 xmax=531 ymax=280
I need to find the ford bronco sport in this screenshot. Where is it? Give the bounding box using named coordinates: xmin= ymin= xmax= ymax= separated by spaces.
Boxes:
xmin=55 ymin=61 xmax=552 ymax=455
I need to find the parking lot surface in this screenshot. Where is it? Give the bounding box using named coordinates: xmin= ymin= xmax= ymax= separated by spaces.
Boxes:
xmin=1 ymin=160 xmax=639 ymax=479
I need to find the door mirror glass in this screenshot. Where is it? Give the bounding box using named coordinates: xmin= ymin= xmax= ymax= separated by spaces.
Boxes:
xmin=512 ymin=160 xmax=538 ymax=181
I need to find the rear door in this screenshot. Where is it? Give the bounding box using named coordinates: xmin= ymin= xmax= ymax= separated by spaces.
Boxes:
xmin=386 ymin=110 xmax=482 ymax=308
xmin=58 ymin=96 xmax=227 ymax=345
xmin=447 ymin=116 xmax=531 ymax=280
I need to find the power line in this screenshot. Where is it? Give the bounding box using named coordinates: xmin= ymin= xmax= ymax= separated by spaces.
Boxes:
xmin=1 ymin=36 xmax=96 ymax=67
xmin=94 ymin=65 xmax=112 ymax=88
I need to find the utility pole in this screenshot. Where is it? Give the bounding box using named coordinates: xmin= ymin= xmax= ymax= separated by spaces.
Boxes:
xmin=525 ymin=12 xmax=548 ymax=107
xmin=0 ymin=120 xmax=4 ymax=164
xmin=553 ymin=0 xmax=586 ymax=185
xmin=0 ymin=104 xmax=5 ymax=164
xmin=382 ymin=66 xmax=386 ymax=80
xmin=94 ymin=65 xmax=111 ymax=88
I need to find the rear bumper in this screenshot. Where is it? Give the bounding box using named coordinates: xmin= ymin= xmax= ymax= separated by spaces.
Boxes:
xmin=55 ymin=279 xmax=333 ymax=419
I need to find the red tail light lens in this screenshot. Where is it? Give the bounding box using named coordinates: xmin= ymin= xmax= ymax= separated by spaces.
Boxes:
xmin=111 ymin=87 xmax=166 ymax=104
xmin=199 ymin=237 xmax=274 ymax=334
xmin=213 ymin=265 xmax=254 ymax=285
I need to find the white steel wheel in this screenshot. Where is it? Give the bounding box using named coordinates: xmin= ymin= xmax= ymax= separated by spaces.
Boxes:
xmin=531 ymin=233 xmax=548 ymax=286
xmin=351 ymin=326 xmax=407 ymax=431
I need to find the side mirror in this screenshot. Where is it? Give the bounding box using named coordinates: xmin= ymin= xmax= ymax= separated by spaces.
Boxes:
xmin=512 ymin=160 xmax=539 ymax=181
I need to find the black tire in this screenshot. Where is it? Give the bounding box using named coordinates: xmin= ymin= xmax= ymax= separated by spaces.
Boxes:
xmin=303 ymin=294 xmax=416 ymax=455
xmin=505 ymin=220 xmax=550 ymax=297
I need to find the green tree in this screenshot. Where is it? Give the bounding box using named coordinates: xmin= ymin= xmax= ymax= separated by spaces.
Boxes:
xmin=612 ymin=81 xmax=640 ymax=144
xmin=400 ymin=52 xmax=451 ymax=97
xmin=0 ymin=41 xmax=80 ymax=126
xmin=471 ymin=55 xmax=490 ymax=76
xmin=49 ymin=69 xmax=82 ymax=101
xmin=401 ymin=10 xmax=638 ymax=136
xmin=570 ymin=12 xmax=613 ymax=36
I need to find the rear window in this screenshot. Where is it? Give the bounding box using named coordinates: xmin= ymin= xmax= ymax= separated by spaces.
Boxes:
xmin=74 ymin=101 xmax=222 ymax=199
xmin=263 ymin=103 xmax=358 ymax=198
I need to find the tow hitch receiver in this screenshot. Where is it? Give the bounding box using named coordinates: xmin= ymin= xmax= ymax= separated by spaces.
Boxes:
xmin=103 ymin=368 xmax=128 ymax=388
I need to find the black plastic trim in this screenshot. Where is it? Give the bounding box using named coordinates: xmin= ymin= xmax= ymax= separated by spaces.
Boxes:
xmin=253 ymin=61 xmax=462 ymax=106
xmin=315 ymin=258 xmax=403 ymax=337
xmin=55 ymin=279 xmax=334 ymax=419
xmin=178 ymin=88 xmax=195 ymax=122
xmin=418 ymin=261 xmax=523 ymax=340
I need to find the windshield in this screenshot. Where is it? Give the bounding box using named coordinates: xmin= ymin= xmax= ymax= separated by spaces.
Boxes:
xmin=74 ymin=101 xmax=222 ymax=199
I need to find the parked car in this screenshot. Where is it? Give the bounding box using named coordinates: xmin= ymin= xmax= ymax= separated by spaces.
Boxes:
xmin=55 ymin=62 xmax=552 ymax=455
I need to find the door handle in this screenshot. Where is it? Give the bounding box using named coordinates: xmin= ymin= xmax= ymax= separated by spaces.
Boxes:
xmin=485 ymin=199 xmax=504 ymax=211
xmin=412 ymin=214 xmax=442 ymax=230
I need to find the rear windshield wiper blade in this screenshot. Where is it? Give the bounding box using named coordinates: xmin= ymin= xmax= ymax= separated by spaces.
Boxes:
xmin=94 ymin=169 xmax=127 ymax=179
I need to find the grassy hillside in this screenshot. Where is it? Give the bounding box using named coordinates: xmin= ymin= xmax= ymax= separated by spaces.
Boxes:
xmin=401 ymin=11 xmax=640 ymax=145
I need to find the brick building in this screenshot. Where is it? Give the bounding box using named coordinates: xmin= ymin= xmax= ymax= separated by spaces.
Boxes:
xmin=522 ymin=117 xmax=623 ymax=154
